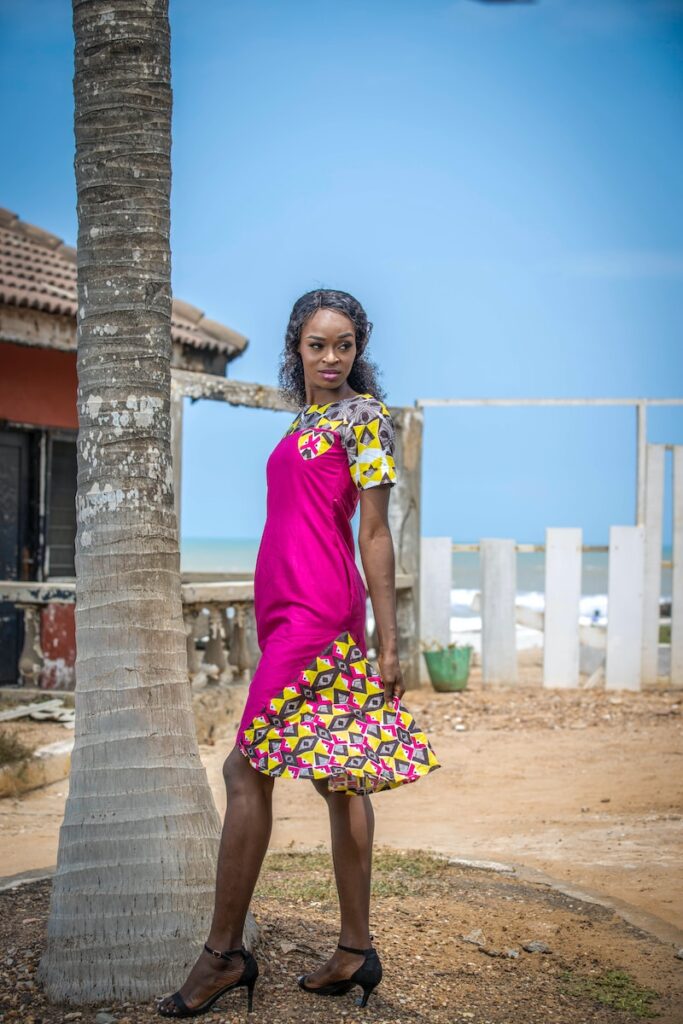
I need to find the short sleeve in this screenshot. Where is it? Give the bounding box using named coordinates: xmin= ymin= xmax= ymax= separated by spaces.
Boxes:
xmin=345 ymin=398 xmax=398 ymax=490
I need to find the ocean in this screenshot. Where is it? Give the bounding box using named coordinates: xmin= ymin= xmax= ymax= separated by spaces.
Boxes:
xmin=181 ymin=537 xmax=672 ymax=653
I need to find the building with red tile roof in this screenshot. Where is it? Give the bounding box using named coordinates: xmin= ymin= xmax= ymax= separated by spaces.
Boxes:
xmin=0 ymin=206 xmax=248 ymax=686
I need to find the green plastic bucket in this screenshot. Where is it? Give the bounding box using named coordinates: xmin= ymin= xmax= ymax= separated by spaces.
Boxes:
xmin=423 ymin=645 xmax=472 ymax=691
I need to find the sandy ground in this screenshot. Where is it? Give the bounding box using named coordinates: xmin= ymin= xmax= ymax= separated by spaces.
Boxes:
xmin=1 ymin=679 xmax=681 ymax=944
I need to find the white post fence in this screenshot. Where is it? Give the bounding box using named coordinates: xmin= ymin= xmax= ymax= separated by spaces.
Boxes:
xmin=420 ymin=445 xmax=681 ymax=689
xmin=414 ymin=389 xmax=682 ymax=691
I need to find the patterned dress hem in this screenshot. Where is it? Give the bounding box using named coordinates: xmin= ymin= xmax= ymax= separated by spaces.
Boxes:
xmin=236 ymin=631 xmax=441 ymax=797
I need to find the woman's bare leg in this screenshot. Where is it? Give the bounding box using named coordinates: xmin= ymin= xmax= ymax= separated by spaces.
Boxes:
xmin=301 ymin=779 xmax=375 ymax=986
xmin=157 ymin=744 xmax=274 ymax=1014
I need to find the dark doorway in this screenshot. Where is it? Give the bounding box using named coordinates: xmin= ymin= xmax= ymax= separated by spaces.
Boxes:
xmin=0 ymin=430 xmax=31 ymax=684
xmin=46 ymin=437 xmax=77 ymax=578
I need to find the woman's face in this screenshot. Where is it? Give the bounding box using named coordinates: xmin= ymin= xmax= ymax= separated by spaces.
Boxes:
xmin=297 ymin=308 xmax=357 ymax=394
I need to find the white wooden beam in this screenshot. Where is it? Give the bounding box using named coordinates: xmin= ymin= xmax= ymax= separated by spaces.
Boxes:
xmin=419 ymin=537 xmax=453 ymax=683
xmin=641 ymin=444 xmax=665 ymax=685
xmin=481 ymin=538 xmax=517 ymax=686
xmin=671 ymin=446 xmax=683 ymax=686
xmin=606 ymin=525 xmax=645 ymax=690
xmin=543 ymin=527 xmax=582 ymax=688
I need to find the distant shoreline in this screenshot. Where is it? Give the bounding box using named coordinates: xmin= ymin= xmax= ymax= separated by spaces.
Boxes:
xmin=180 ymin=536 xmax=673 ymax=602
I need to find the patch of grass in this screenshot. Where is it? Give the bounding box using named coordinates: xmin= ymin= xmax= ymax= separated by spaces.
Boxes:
xmin=256 ymin=848 xmax=449 ymax=902
xmin=0 ymin=732 xmax=33 ymax=767
xmin=559 ymin=968 xmax=660 ymax=1018
xmin=265 ymin=850 xmax=331 ymax=873
xmin=372 ymin=848 xmax=450 ymax=896
xmin=256 ymin=851 xmax=335 ymax=902
xmin=374 ymin=848 xmax=447 ymax=878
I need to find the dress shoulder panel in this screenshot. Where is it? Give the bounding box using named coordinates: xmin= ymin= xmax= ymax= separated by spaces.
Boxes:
xmin=282 ymin=393 xmax=397 ymax=491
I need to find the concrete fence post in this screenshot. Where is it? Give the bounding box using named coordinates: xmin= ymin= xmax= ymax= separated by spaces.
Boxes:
xmin=606 ymin=525 xmax=645 ymax=690
xmin=419 ymin=537 xmax=453 ymax=684
xmin=481 ymin=538 xmax=517 ymax=686
xmin=672 ymin=446 xmax=683 ymax=686
xmin=388 ymin=405 xmax=422 ymax=689
xmin=641 ymin=444 xmax=666 ymax=685
xmin=543 ymin=527 xmax=582 ymax=688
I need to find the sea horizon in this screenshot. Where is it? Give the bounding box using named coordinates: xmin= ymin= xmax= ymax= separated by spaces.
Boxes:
xmin=181 ymin=535 xmax=673 ymax=604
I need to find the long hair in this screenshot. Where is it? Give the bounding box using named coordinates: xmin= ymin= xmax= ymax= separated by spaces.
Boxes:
xmin=277 ymin=289 xmax=386 ymax=407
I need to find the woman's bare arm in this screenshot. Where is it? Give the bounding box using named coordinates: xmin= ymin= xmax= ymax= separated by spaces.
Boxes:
xmin=357 ymin=484 xmax=405 ymax=703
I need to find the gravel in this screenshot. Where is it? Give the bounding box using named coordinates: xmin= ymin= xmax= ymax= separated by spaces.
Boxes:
xmin=1 ymin=848 xmax=681 ymax=1024
xmin=409 ymin=686 xmax=681 ymax=736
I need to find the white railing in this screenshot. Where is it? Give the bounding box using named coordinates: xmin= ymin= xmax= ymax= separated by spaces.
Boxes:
xmin=423 ymin=526 xmax=675 ymax=690
xmin=0 ymin=574 xmax=415 ymax=690
xmin=419 ymin=445 xmax=680 ymax=690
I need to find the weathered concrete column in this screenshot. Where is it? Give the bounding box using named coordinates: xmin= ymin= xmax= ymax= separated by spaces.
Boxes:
xmin=481 ymin=538 xmax=517 ymax=686
xmin=606 ymin=525 xmax=644 ymax=690
xmin=228 ymin=602 xmax=252 ymax=676
xmin=244 ymin=605 xmax=262 ymax=676
xmin=543 ymin=527 xmax=582 ymax=688
xmin=388 ymin=405 xmax=422 ymax=689
xmin=204 ymin=607 xmax=229 ymax=684
xmin=672 ymin=446 xmax=683 ymax=686
xmin=16 ymin=604 xmax=44 ymax=688
xmin=641 ymin=444 xmax=665 ymax=686
xmin=419 ymin=537 xmax=452 ymax=684
xmin=182 ymin=607 xmax=205 ymax=676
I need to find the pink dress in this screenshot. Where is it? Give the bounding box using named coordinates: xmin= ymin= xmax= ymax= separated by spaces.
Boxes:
xmin=235 ymin=391 xmax=441 ymax=795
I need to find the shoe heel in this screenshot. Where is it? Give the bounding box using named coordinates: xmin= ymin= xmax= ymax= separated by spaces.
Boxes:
xmin=357 ymin=982 xmax=377 ymax=1008
xmin=246 ymin=978 xmax=256 ymax=1013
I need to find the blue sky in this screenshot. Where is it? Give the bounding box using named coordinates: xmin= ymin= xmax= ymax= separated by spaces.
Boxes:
xmin=1 ymin=0 xmax=682 ymax=544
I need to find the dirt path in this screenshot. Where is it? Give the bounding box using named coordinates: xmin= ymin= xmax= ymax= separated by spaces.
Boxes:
xmin=1 ymin=684 xmax=681 ymax=939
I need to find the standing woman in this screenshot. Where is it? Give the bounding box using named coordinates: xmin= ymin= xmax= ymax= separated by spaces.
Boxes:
xmin=158 ymin=289 xmax=440 ymax=1018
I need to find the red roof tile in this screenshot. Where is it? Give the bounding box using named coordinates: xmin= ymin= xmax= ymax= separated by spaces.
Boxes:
xmin=0 ymin=207 xmax=247 ymax=358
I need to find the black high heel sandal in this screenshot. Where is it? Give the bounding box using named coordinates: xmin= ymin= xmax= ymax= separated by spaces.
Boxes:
xmin=297 ymin=942 xmax=382 ymax=1008
xmin=157 ymin=943 xmax=258 ymax=1018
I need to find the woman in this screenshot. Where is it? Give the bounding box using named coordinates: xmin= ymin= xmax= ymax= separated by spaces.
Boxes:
xmin=157 ymin=289 xmax=440 ymax=1018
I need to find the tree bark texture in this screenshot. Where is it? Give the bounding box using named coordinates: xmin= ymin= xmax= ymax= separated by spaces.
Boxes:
xmin=38 ymin=0 xmax=226 ymax=1002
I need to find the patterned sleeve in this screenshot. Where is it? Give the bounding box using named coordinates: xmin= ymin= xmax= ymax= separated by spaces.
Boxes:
xmin=345 ymin=398 xmax=398 ymax=490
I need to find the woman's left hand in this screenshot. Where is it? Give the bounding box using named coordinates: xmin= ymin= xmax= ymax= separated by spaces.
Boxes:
xmin=378 ymin=650 xmax=406 ymax=704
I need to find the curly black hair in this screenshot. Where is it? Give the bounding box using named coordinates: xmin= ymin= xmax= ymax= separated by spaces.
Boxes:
xmin=277 ymin=288 xmax=387 ymax=408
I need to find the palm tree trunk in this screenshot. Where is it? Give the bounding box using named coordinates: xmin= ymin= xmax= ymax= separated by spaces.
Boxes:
xmin=38 ymin=0 xmax=237 ymax=1002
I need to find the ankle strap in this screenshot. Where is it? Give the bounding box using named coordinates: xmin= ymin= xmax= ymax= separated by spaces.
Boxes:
xmin=338 ymin=942 xmax=374 ymax=955
xmin=204 ymin=942 xmax=245 ymax=959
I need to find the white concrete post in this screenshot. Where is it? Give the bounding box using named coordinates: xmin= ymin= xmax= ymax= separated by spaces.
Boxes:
xmin=543 ymin=527 xmax=582 ymax=688
xmin=481 ymin=538 xmax=517 ymax=686
xmin=606 ymin=525 xmax=645 ymax=690
xmin=419 ymin=537 xmax=453 ymax=684
xmin=641 ymin=444 xmax=665 ymax=685
xmin=672 ymin=446 xmax=683 ymax=686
